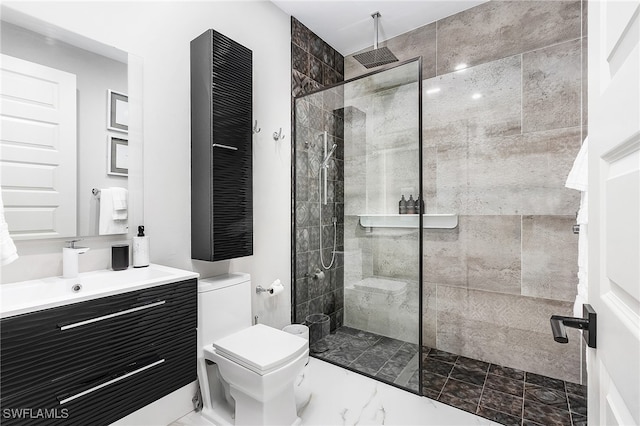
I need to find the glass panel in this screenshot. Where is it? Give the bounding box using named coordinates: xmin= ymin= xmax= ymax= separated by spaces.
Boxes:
xmin=293 ymin=59 xmax=422 ymax=393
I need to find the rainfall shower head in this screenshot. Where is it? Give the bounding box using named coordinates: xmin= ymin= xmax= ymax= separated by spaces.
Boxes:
xmin=353 ymin=12 xmax=399 ymax=69
xmin=322 ymin=143 xmax=338 ymax=168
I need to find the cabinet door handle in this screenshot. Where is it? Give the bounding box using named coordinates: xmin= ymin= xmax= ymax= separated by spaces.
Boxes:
xmin=58 ymin=359 xmax=165 ymax=405
xmin=59 ymin=300 xmax=166 ymax=330
xmin=212 ymin=143 xmax=238 ymax=151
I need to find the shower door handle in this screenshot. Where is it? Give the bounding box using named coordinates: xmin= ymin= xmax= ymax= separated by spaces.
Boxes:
xmin=212 ymin=143 xmax=238 ymax=151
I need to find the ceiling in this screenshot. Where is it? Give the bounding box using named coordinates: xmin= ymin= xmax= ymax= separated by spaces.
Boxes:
xmin=271 ymin=0 xmax=487 ymax=56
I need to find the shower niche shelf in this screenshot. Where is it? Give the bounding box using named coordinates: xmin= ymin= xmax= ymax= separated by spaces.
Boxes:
xmin=358 ymin=214 xmax=458 ymax=229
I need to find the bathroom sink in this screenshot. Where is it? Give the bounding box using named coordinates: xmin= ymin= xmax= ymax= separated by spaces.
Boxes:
xmin=0 ymin=264 xmax=199 ymax=319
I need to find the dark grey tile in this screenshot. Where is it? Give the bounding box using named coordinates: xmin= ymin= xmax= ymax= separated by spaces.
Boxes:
xmin=295 ymin=302 xmax=309 ymax=324
xmin=568 ymin=393 xmax=587 ymax=416
xmin=309 ymin=54 xmax=323 ymax=86
xmin=450 ymin=365 xmax=488 ymax=386
xmin=322 ymin=291 xmax=335 ymax=314
xmin=309 ymin=36 xmax=324 ymax=61
xmin=523 ymin=421 xmax=545 ymax=426
xmin=485 ymin=372 xmax=525 ymax=397
xmin=292 ymin=43 xmax=309 ymax=76
xmin=369 ymin=336 xmax=404 ymax=357
xmin=308 ymin=296 xmax=323 ymax=316
xmin=525 ymin=383 xmax=569 ymax=410
xmin=295 ymin=277 xmax=309 ymax=304
xmin=422 ymin=388 xmax=441 ymax=400
xmin=295 ymin=227 xmax=310 ymax=253
xmin=323 ymin=43 xmax=335 ymax=69
xmin=456 ymin=356 xmax=490 ymax=372
xmin=427 ymin=348 xmax=459 ymax=363
xmin=438 ymin=393 xmax=478 ymax=414
xmin=295 ymin=252 xmax=308 ymax=279
xmin=295 ymin=201 xmax=309 ymax=227
xmin=480 ymin=388 xmax=523 ymax=417
xmin=565 ymin=381 xmax=587 ymax=398
xmin=335 ymin=52 xmax=344 ymax=75
xmin=291 ymin=17 xmax=310 ymax=51
xmin=571 ymin=413 xmax=587 ymax=426
xmin=524 ymin=399 xmax=572 ymax=426
xmin=323 ymin=64 xmax=337 ymax=87
xmin=527 ymin=373 xmax=566 ymax=392
xmin=350 ymin=351 xmax=388 ymax=375
xmin=421 ymin=371 xmax=448 ymax=394
xmin=440 ymin=378 xmax=483 ymax=402
xmin=292 ymin=69 xmax=319 ymax=97
xmin=477 ymin=406 xmax=522 ymax=426
xmin=423 ymin=357 xmax=455 ymax=377
xmin=406 ymin=371 xmax=420 ymax=392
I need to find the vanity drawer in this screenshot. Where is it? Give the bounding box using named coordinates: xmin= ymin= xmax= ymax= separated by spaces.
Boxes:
xmin=0 ymin=278 xmax=196 ymax=397
xmin=0 ymin=330 xmax=196 ymax=426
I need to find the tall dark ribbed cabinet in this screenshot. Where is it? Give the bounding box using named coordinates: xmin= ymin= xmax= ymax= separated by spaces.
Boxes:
xmin=191 ymin=30 xmax=253 ymax=261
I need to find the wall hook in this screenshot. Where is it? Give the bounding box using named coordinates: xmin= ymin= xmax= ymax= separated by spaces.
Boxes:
xmin=253 ymin=120 xmax=261 ymax=134
xmin=272 ymin=128 xmax=285 ymax=141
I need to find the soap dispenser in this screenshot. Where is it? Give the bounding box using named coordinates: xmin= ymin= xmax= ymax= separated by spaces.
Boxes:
xmin=407 ymin=195 xmax=416 ymax=214
xmin=399 ymin=195 xmax=407 ymax=214
xmin=133 ymin=226 xmax=149 ymax=268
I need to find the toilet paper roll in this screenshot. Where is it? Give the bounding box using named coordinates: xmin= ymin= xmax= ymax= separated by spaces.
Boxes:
xmin=269 ymin=279 xmax=284 ymax=297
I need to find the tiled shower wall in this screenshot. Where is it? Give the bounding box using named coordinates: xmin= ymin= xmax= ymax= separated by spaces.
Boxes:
xmin=291 ymin=17 xmax=346 ymax=330
xmin=345 ymin=1 xmax=587 ymax=383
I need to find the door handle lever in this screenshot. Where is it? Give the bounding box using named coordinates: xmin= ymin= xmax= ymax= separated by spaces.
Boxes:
xmin=550 ymin=304 xmax=596 ymax=348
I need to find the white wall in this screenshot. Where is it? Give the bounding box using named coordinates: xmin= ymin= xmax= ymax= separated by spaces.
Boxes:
xmin=2 ymin=2 xmax=293 ymax=329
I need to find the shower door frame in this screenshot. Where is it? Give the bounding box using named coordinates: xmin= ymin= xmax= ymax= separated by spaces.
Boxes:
xmin=291 ymin=57 xmax=424 ymax=395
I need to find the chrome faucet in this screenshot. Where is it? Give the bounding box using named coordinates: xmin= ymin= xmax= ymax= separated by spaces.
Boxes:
xmin=62 ymin=240 xmax=90 ymax=279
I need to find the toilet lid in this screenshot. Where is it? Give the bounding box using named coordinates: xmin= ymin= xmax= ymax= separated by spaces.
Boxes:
xmin=211 ymin=324 xmax=308 ymax=375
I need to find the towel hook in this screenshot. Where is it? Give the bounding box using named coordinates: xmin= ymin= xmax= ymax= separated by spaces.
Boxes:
xmin=92 ymin=188 xmax=101 ymax=198
xmin=253 ymin=120 xmax=261 ymax=134
xmin=272 ymin=128 xmax=285 ymax=141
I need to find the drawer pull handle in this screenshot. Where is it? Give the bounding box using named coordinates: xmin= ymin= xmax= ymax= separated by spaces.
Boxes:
xmin=58 ymin=359 xmax=165 ymax=405
xmin=212 ymin=143 xmax=238 ymax=151
xmin=59 ymin=300 xmax=166 ymax=330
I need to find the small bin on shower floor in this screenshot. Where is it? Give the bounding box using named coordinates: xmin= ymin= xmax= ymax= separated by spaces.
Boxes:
xmin=305 ymin=313 xmax=330 ymax=346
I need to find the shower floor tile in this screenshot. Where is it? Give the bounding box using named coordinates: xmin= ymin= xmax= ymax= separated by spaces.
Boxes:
xmin=421 ymin=346 xmax=588 ymax=426
xmin=310 ymin=326 xmax=420 ymax=392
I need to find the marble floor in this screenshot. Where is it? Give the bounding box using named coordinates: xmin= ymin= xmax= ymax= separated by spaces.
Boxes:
xmin=309 ymin=326 xmax=420 ymax=392
xmin=171 ymin=357 xmax=498 ymax=426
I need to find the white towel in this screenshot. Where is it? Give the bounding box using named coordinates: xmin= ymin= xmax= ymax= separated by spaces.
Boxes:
xmin=566 ymin=137 xmax=589 ymax=317
xmin=0 ymin=194 xmax=18 ymax=266
xmin=110 ymin=187 xmax=128 ymax=220
xmin=566 ymin=137 xmax=588 ymax=192
xmin=99 ymin=188 xmax=128 ymax=235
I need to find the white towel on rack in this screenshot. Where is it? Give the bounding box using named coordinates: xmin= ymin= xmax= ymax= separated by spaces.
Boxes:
xmin=110 ymin=187 xmax=128 ymax=220
xmin=0 ymin=194 xmax=18 ymax=266
xmin=566 ymin=137 xmax=589 ymax=317
xmin=99 ymin=188 xmax=128 ymax=235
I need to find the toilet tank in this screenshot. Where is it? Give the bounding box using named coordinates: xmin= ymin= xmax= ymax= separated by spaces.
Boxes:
xmin=198 ymin=273 xmax=252 ymax=351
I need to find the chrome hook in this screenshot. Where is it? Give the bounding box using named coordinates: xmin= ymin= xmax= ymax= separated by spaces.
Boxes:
xmin=253 ymin=120 xmax=261 ymax=134
xmin=272 ymin=128 xmax=285 ymax=141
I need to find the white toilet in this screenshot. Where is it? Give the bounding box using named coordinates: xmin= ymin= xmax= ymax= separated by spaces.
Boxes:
xmin=197 ymin=273 xmax=309 ymax=426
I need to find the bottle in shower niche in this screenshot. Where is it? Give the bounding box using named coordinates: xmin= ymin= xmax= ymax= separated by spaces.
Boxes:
xmin=417 ymin=196 xmax=425 ymax=214
xmin=133 ymin=225 xmax=150 ymax=268
xmin=407 ymin=195 xmax=416 ymax=214
xmin=399 ymin=195 xmax=407 ymax=214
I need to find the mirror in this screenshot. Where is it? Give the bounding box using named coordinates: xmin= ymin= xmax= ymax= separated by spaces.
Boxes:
xmin=0 ymin=6 xmax=142 ymax=239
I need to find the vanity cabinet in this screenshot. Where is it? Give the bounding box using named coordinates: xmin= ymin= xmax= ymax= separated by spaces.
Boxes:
xmin=0 ymin=278 xmax=197 ymax=425
xmin=190 ymin=29 xmax=253 ymax=262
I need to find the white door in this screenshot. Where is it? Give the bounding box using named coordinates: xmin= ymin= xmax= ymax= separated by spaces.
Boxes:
xmin=588 ymin=1 xmax=640 ymax=425
xmin=0 ymin=54 xmax=77 ymax=239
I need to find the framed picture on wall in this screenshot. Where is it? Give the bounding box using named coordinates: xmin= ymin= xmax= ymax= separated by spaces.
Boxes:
xmin=108 ymin=135 xmax=129 ymax=176
xmin=107 ymin=89 xmax=129 ymax=133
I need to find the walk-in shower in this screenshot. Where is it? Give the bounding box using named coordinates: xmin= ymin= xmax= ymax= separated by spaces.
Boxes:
xmin=293 ymin=58 xmax=422 ymax=393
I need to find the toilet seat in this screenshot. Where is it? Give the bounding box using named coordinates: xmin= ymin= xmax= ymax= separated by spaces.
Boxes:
xmin=211 ymin=324 xmax=308 ymax=375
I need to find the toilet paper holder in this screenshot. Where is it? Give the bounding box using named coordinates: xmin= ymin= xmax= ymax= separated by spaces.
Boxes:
xmin=256 ymin=285 xmax=274 ymax=295
xmin=256 ymin=279 xmax=284 ymax=296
